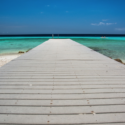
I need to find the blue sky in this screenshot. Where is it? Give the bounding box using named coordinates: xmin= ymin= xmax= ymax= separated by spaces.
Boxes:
xmin=0 ymin=0 xmax=125 ymax=34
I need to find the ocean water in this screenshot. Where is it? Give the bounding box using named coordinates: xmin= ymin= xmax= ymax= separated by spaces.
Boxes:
xmin=71 ymin=37 xmax=125 ymax=62
xmin=0 ymin=36 xmax=125 ymax=62
xmin=0 ymin=37 xmax=49 ymax=54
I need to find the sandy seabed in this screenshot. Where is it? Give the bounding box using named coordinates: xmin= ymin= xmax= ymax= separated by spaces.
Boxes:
xmin=0 ymin=54 xmax=22 ymax=67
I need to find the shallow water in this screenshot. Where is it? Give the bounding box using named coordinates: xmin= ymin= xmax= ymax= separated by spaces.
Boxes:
xmin=71 ymin=37 xmax=125 ymax=62
xmin=0 ymin=37 xmax=48 ymax=54
xmin=0 ymin=37 xmax=125 ymax=62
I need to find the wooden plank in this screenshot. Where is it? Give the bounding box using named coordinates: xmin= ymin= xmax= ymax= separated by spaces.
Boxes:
xmin=0 ymin=114 xmax=125 ymax=124
xmin=0 ymin=89 xmax=125 ymax=93
xmin=0 ymin=99 xmax=125 ymax=105
xmin=0 ymin=93 xmax=125 ymax=99
xmin=0 ymin=105 xmax=125 ymax=114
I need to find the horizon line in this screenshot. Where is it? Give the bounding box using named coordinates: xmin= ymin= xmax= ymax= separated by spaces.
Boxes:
xmin=0 ymin=34 xmax=125 ymax=36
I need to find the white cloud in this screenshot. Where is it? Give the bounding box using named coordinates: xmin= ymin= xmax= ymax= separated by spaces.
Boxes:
xmin=99 ymin=22 xmax=105 ymax=25
xmin=91 ymin=22 xmax=105 ymax=26
xmin=106 ymin=23 xmax=117 ymax=25
xmin=115 ymin=28 xmax=125 ymax=31
xmin=91 ymin=22 xmax=117 ymax=26
xmin=102 ymin=19 xmax=108 ymax=21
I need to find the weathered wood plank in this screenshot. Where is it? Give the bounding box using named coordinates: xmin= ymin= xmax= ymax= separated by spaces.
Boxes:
xmin=0 ymin=99 xmax=125 ymax=105
xmin=0 ymin=114 xmax=125 ymax=124
xmin=0 ymin=105 xmax=125 ymax=114
xmin=0 ymin=89 xmax=125 ymax=93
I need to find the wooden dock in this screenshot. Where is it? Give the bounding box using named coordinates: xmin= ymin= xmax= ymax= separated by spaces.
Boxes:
xmin=0 ymin=39 xmax=125 ymax=124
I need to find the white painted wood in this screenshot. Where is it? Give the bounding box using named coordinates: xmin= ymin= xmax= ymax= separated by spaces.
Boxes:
xmin=0 ymin=99 xmax=125 ymax=105
xmin=0 ymin=39 xmax=125 ymax=124
xmin=0 ymin=105 xmax=125 ymax=114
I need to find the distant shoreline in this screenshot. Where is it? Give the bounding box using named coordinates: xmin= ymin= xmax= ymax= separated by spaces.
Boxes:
xmin=0 ymin=34 xmax=125 ymax=37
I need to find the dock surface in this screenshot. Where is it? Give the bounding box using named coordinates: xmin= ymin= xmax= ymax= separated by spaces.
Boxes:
xmin=0 ymin=39 xmax=125 ymax=124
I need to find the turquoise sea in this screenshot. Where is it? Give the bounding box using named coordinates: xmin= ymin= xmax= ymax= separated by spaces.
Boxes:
xmin=71 ymin=37 xmax=125 ymax=62
xmin=0 ymin=37 xmax=125 ymax=62
xmin=0 ymin=37 xmax=48 ymax=54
